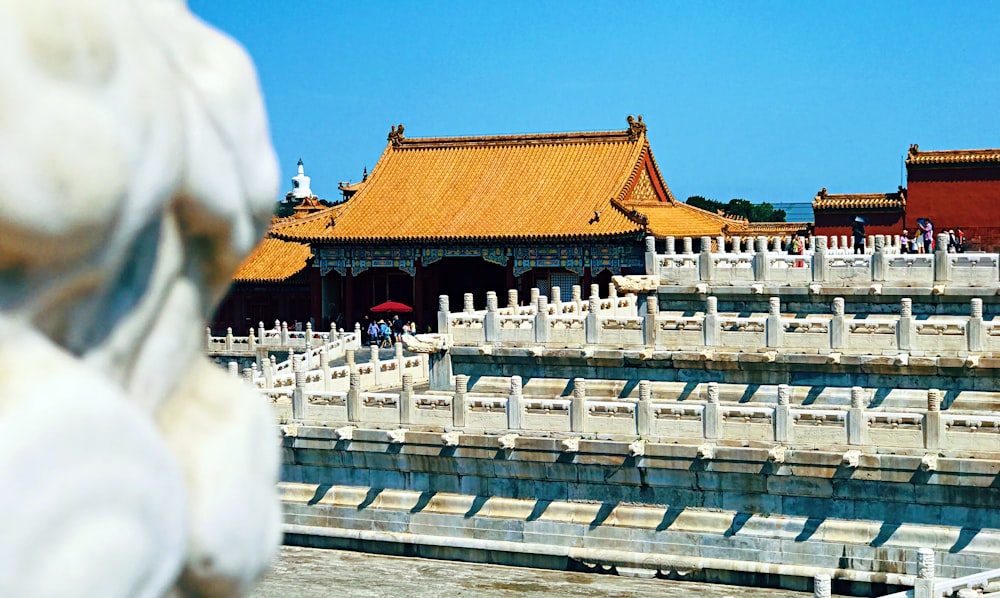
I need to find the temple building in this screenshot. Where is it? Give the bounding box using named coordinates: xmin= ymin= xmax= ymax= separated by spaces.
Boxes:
xmin=225 ymin=117 xmax=743 ymax=331
xmin=812 ymin=145 xmax=1000 ymax=251
xmin=905 ymin=145 xmax=1000 ymax=251
xmin=811 ymin=187 xmax=906 ymax=240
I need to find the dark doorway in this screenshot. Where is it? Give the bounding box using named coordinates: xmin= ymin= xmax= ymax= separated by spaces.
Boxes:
xmin=420 ymin=257 xmax=508 ymax=329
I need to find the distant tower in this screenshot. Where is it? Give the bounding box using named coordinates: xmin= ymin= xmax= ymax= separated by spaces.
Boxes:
xmin=291 ymin=158 xmax=312 ymax=199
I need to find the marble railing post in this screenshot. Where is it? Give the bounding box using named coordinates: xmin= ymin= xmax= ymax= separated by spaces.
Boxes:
xmin=589 ymin=284 xmax=600 ymax=305
xmin=829 ymin=236 xmax=838 ymax=252
xmin=399 ymin=374 xmax=414 ymax=426
xmin=969 ymin=298 xmax=985 ymax=352
xmin=753 ymin=237 xmax=770 ymax=281
xmin=365 ymin=344 xmax=378 ymax=386
xmin=704 ymin=382 xmax=721 ymax=440
xmin=585 ymin=294 xmax=599 ymax=344
xmin=766 ymin=297 xmax=782 ymax=349
xmin=248 ymin=327 xmax=256 ymax=352
xmin=353 ymin=322 xmax=362 ymax=348
xmin=227 ymin=361 xmax=238 ymax=378
xmin=428 ymin=350 xmax=453 ymax=392
xmin=347 ymin=372 xmax=361 ymax=423
xmin=914 ymin=548 xmax=936 ymax=598
xmin=305 ymin=322 xmax=313 ymax=350
xmin=645 ymin=235 xmax=658 ymax=278
xmin=529 ymin=288 xmax=540 ymax=312
xmin=840 ymin=235 xmax=848 ymax=253
xmin=637 ymin=380 xmax=652 ymax=438
xmin=571 ymin=378 xmax=586 ymax=433
xmin=731 ymin=236 xmax=742 ymax=254
xmin=507 ymin=376 xmax=523 ymax=430
xmin=813 ymin=573 xmax=831 ymax=598
xmin=813 ymin=235 xmax=828 ymax=283
xmin=872 ymin=235 xmax=886 ymax=281
xmin=345 ymin=348 xmax=356 ymax=369
xmin=280 ymin=321 xmax=289 ymax=346
xmin=320 ymin=347 xmax=331 ymax=391
xmin=924 ymin=389 xmax=942 ymax=451
xmin=898 ymin=298 xmax=914 ymax=351
xmin=683 ymin=236 xmax=694 ymax=255
xmin=831 ymin=298 xmax=846 ymax=350
xmin=775 ymin=384 xmax=792 ymax=443
xmin=704 ymin=296 xmax=719 ymax=346
xmin=395 ymin=341 xmax=405 ymax=377
xmin=644 ymin=293 xmax=658 ymax=347
xmin=699 ymin=236 xmax=714 ymax=282
xmin=463 ymin=292 xmax=475 ymax=314
xmin=571 ymin=285 xmax=582 ymax=313
xmin=716 ymin=235 xmax=725 ymax=254
xmin=934 ymin=233 xmax=950 ymax=283
xmin=452 ymin=375 xmax=469 ymax=428
xmin=847 ymin=386 xmax=867 ymax=445
xmin=867 ymin=235 xmax=875 ymax=254
xmin=258 ymin=321 xmax=266 ymax=344
xmin=507 ymin=289 xmax=518 ymax=311
xmin=263 ymin=357 xmax=273 ymax=389
xmin=206 ymin=327 xmax=213 ymax=350
xmin=550 ymin=286 xmax=562 ymax=313
xmin=484 ymin=291 xmax=499 ymax=342
xmin=225 ymin=327 xmax=234 ymax=352
xmin=664 ymin=236 xmax=675 ymax=255
xmin=535 ymin=296 xmax=550 ymax=343
xmin=608 ymin=282 xmax=618 ymax=303
xmin=291 ymin=356 xmax=306 ymax=420
xmin=438 ymin=295 xmax=450 ymax=335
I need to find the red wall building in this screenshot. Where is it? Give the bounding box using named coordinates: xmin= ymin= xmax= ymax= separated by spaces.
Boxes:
xmin=905 ymin=145 xmax=1000 ymax=252
xmin=811 ymin=187 xmax=906 ymax=242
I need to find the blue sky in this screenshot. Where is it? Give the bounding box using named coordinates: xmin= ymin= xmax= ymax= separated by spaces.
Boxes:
xmin=189 ymin=1 xmax=999 ymax=207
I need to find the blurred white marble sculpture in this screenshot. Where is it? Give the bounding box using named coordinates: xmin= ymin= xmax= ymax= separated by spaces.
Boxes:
xmin=0 ymin=0 xmax=280 ymax=596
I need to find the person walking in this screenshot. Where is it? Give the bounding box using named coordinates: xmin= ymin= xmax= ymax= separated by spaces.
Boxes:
xmin=920 ymin=219 xmax=934 ymax=254
xmin=851 ymin=219 xmax=866 ymax=254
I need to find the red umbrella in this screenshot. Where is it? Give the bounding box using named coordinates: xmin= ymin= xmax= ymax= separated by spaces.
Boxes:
xmin=370 ymin=300 xmax=413 ymax=313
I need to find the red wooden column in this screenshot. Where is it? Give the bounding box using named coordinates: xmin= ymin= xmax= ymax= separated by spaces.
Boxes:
xmin=309 ymin=267 xmax=322 ymax=326
xmin=413 ymin=260 xmax=424 ymax=328
xmin=344 ymin=269 xmax=355 ymax=329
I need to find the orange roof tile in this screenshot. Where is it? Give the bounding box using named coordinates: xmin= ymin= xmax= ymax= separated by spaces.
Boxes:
xmin=812 ymin=187 xmax=906 ymax=211
xmin=626 ymin=200 xmax=748 ymax=238
xmin=272 ymin=117 xmax=671 ymax=243
xmin=742 ymin=221 xmax=813 ymax=236
xmin=906 ymin=144 xmax=1000 ymax=166
xmin=232 ymin=238 xmax=312 ymax=283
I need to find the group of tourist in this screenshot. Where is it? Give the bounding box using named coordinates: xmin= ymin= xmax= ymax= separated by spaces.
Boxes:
xmin=364 ymin=315 xmax=418 ymax=347
xmin=900 ymin=219 xmax=966 ymax=254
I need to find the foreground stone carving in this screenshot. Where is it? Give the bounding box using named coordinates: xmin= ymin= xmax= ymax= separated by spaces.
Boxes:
xmin=402 ymin=333 xmax=454 ymax=353
xmin=0 ymin=1 xmax=280 ymax=595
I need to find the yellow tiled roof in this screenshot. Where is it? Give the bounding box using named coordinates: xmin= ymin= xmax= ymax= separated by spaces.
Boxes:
xmin=743 ymin=221 xmax=813 ymax=235
xmin=812 ymin=187 xmax=906 ymax=211
xmin=907 ymin=144 xmax=1000 ymax=166
xmin=627 ymin=200 xmax=748 ymax=238
xmin=232 ymin=238 xmax=312 ymax=283
xmin=273 ymin=118 xmax=671 ymax=243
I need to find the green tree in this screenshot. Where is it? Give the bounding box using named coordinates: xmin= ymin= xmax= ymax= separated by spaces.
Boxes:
xmin=685 ymin=195 xmax=725 ymax=214
xmin=685 ymin=196 xmax=785 ymax=223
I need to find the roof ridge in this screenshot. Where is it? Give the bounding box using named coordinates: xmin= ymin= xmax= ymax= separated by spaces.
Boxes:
xmin=392 ymin=129 xmax=640 ymax=150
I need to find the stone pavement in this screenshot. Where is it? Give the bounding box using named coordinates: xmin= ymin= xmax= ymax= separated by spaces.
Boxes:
xmin=251 ymin=546 xmax=821 ymax=597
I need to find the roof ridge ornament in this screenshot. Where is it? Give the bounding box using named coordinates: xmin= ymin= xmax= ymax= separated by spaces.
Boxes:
xmin=626 ymin=114 xmax=646 ymax=141
xmin=388 ymin=123 xmax=405 ymax=147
